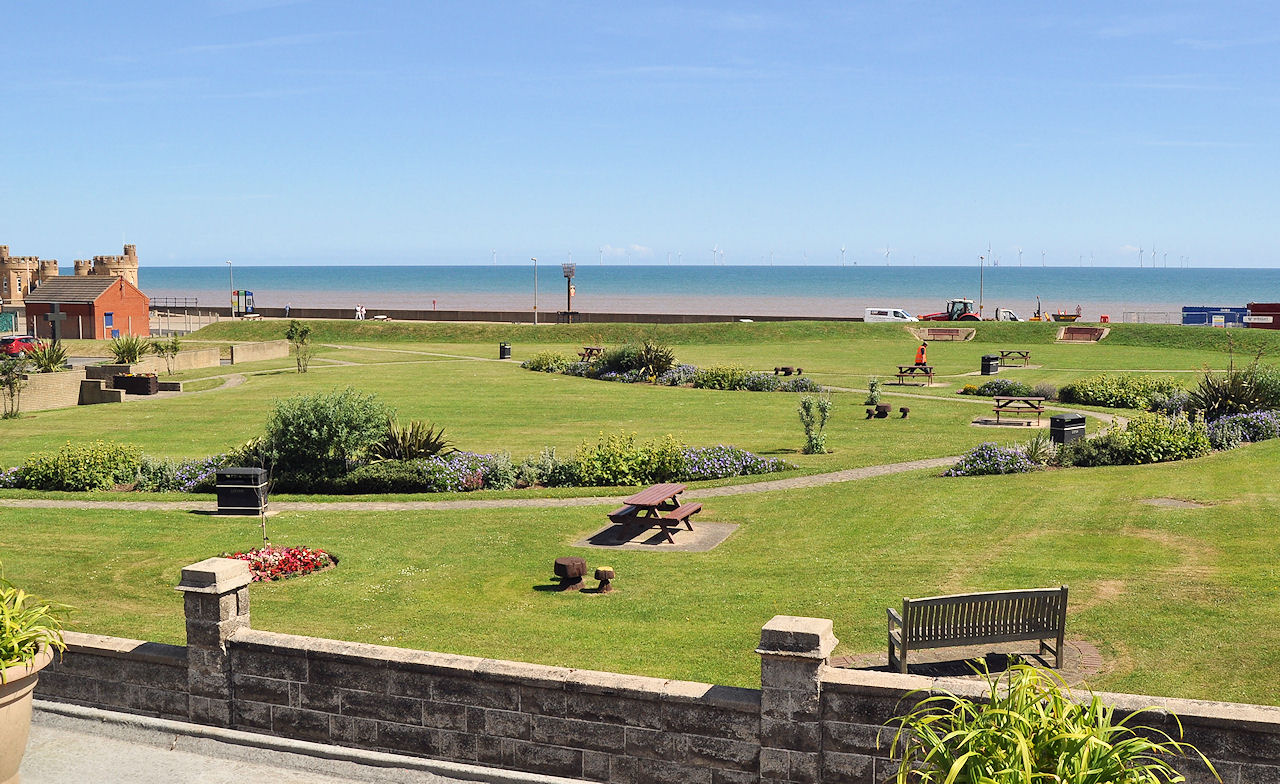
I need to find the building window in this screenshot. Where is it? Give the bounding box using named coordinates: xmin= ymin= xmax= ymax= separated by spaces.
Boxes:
xmin=104 ymin=312 xmax=114 ymax=328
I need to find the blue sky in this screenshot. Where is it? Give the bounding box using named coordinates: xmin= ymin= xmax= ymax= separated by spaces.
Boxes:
xmin=2 ymin=2 xmax=1277 ymax=267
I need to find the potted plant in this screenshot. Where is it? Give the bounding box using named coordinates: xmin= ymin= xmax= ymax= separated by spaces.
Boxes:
xmin=0 ymin=576 xmax=66 ymax=783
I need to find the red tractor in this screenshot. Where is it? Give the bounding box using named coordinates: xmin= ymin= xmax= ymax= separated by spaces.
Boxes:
xmin=918 ymin=298 xmax=981 ymax=321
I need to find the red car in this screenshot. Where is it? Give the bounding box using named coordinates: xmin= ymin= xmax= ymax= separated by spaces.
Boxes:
xmin=0 ymin=335 xmax=45 ymax=356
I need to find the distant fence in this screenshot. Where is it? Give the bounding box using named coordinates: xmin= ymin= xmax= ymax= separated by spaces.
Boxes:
xmin=1121 ymin=311 xmax=1176 ymax=324
xmin=164 ymin=305 xmax=864 ymax=325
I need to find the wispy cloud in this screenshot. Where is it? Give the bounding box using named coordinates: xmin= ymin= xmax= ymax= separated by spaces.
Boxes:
xmin=1137 ymin=139 xmax=1251 ymax=148
xmin=208 ymin=0 xmax=309 ymax=16
xmin=1096 ymin=13 xmax=1195 ymax=39
xmin=1175 ymin=33 xmax=1280 ymax=50
xmin=1109 ymin=74 xmax=1236 ymax=92
xmin=600 ymin=244 xmax=652 ymax=258
xmin=177 ymin=31 xmax=350 ymax=55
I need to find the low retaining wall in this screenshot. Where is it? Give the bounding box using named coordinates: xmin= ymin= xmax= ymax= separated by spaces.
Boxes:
xmin=216 ymin=306 xmax=861 ymax=325
xmin=85 ymin=348 xmax=220 ymax=381
xmin=34 ymin=558 xmax=1276 ymax=783
xmin=79 ymin=379 xmax=124 ymax=404
xmin=230 ymin=340 xmax=288 ymax=364
xmin=19 ymin=368 xmax=87 ymax=411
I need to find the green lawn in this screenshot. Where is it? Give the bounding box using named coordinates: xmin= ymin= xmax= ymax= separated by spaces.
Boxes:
xmin=2 ymin=441 xmax=1276 ymax=704
xmin=3 ymin=319 xmax=1279 ymax=704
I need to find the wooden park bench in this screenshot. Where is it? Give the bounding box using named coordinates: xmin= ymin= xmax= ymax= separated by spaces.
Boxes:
xmin=1058 ymin=326 xmax=1107 ymax=343
xmin=579 ymin=345 xmax=604 ymax=361
xmin=896 ymin=364 xmax=934 ymax=385
xmin=888 ymin=586 xmax=1068 ymax=673
xmin=992 ymin=395 xmax=1046 ymax=425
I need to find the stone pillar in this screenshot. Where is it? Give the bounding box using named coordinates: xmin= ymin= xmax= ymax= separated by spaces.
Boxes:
xmin=757 ymin=616 xmax=838 ymax=784
xmin=176 ymin=557 xmax=252 ymax=726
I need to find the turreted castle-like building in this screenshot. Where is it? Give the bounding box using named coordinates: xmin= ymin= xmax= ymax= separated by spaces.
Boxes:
xmin=0 ymin=243 xmax=140 ymax=306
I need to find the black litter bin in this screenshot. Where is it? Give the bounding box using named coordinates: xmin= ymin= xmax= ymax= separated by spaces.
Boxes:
xmin=981 ymin=355 xmax=1000 ymax=375
xmin=499 ymin=342 xmax=512 ymax=359
xmin=1049 ymin=413 xmax=1086 ymax=445
xmin=215 ymin=467 xmax=268 ymax=515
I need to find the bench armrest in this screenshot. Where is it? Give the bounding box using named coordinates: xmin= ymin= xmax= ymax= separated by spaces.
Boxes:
xmin=887 ymin=607 xmax=903 ymax=629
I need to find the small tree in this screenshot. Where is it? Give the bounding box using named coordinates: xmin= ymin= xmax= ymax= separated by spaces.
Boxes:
xmin=149 ymin=336 xmax=181 ymax=375
xmin=285 ymin=320 xmax=314 ymax=373
xmin=798 ymin=395 xmax=833 ymax=454
xmin=263 ymin=387 xmax=393 ymax=479
xmin=0 ymin=356 xmax=31 ymax=418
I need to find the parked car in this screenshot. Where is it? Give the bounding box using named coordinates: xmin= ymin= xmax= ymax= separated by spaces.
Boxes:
xmin=0 ymin=335 xmax=45 ymax=356
xmin=864 ymin=307 xmax=918 ymax=323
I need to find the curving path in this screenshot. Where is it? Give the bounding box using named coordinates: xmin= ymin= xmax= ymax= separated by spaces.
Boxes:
xmin=0 ymin=457 xmax=958 ymax=514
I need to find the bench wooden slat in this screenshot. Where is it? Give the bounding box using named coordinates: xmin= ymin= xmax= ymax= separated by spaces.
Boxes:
xmin=660 ymin=502 xmax=702 ymax=522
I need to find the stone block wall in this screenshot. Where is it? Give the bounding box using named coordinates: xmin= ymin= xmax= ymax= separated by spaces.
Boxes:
xmin=19 ymin=368 xmax=87 ymax=411
xmin=229 ymin=339 xmax=289 ymax=364
xmin=37 ymin=632 xmax=188 ymax=721
xmin=79 ymin=378 xmax=125 ymax=404
xmin=84 ymin=347 xmax=220 ymax=382
xmin=32 ymin=558 xmax=1280 ymax=783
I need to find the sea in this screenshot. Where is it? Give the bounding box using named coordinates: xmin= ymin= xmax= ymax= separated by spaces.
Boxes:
xmin=139 ymin=265 xmax=1278 ymax=321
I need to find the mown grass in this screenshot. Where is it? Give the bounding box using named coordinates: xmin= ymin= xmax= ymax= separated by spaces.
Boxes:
xmin=2 ymin=441 xmax=1276 ymax=704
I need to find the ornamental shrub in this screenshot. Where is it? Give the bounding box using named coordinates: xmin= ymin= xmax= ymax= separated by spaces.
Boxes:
xmin=975 ymin=378 xmax=1034 ymax=397
xmin=23 ymin=441 xmax=143 ymax=491
xmin=656 ymin=364 xmax=698 ymax=386
xmin=516 ymin=447 xmax=578 ymax=487
xmin=135 ymin=455 xmax=222 ymax=492
xmin=782 ymin=377 xmax=823 ymax=393
xmin=943 ymin=442 xmax=1036 ymax=476
xmin=742 ymin=372 xmax=782 ymax=392
xmin=1058 ymin=414 xmax=1210 ymax=467
xmin=798 ymin=395 xmax=834 ymax=454
xmin=1208 ymin=410 xmax=1280 ymax=450
xmin=1031 ymin=382 xmax=1058 ymax=401
xmin=1059 ymin=373 xmax=1181 ymax=409
xmin=865 ymin=377 xmax=883 ymax=405
xmin=0 ymin=466 xmax=23 ymax=488
xmin=521 ymin=351 xmax=574 ymax=373
xmin=958 ymin=384 xmax=979 ymax=396
xmin=891 ymin=664 xmax=1215 ymax=784
xmin=692 ymin=365 xmax=751 ymax=390
xmin=679 ymin=445 xmax=791 ymax=480
xmin=263 ymin=388 xmax=393 ymax=479
xmin=598 ymin=343 xmax=644 ymax=374
xmin=333 ymin=460 xmax=428 ymax=493
xmin=1149 ymin=388 xmax=1191 ymax=417
xmin=573 ymin=431 xmax=683 ymax=486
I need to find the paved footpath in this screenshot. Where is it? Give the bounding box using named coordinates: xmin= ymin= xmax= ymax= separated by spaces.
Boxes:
xmin=24 ymin=701 xmax=588 ymax=784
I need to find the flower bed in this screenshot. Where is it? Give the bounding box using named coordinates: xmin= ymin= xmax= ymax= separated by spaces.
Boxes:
xmin=943 ymin=442 xmax=1037 ymax=476
xmin=222 ymin=545 xmax=336 ymax=581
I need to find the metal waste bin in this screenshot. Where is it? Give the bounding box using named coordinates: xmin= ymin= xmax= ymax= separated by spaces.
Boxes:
xmin=499 ymin=342 xmax=511 ymax=359
xmin=981 ymin=355 xmax=1000 ymax=375
xmin=215 ymin=467 xmax=268 ymax=515
xmin=1049 ymin=414 xmax=1086 ymax=445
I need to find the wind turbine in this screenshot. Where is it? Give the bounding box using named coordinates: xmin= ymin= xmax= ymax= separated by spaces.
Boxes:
xmin=598 ymin=247 xmax=603 ymax=265
xmin=770 ymin=249 xmax=775 ymax=267
xmin=491 ymin=249 xmax=496 ymax=266
xmin=1041 ymin=250 xmax=1046 ymax=267
xmin=1138 ymin=246 xmax=1144 ymax=267
xmin=677 ymin=251 xmax=683 ymax=265
xmin=1017 ymin=247 xmax=1023 ymax=267
xmin=711 ymin=244 xmax=719 ymax=265
xmin=884 ymin=245 xmax=891 ymax=266
xmin=840 ymin=245 xmax=846 ymax=266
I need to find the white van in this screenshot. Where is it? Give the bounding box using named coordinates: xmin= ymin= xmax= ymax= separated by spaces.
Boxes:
xmin=864 ymin=308 xmax=918 ymax=323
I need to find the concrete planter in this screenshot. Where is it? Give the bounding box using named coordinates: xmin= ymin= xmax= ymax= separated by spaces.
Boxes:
xmin=0 ymin=645 xmax=53 ymax=784
xmin=113 ymin=374 xmax=159 ymax=395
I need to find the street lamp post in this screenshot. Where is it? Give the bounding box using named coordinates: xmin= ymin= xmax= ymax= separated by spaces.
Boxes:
xmin=978 ymin=255 xmax=984 ymax=317
xmin=226 ymin=260 xmax=234 ymax=317
xmin=531 ymin=257 xmax=538 ymax=325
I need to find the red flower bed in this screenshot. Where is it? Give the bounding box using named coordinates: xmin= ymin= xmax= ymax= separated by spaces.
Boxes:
xmin=222 ymin=545 xmax=336 ymax=582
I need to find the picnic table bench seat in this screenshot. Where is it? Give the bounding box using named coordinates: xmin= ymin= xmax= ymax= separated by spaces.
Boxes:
xmin=660 ymin=502 xmax=702 ymax=528
xmin=608 ymin=504 xmax=639 ymax=523
xmin=895 ymin=365 xmax=934 ymax=385
xmin=888 ymin=586 xmax=1068 ymax=673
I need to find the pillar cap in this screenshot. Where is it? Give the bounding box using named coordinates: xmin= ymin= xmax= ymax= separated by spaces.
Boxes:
xmin=176 ymin=557 xmax=252 ymax=594
xmin=756 ymin=615 xmax=838 ymax=659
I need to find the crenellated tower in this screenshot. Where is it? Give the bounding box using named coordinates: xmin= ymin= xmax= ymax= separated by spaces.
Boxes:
xmin=86 ymin=244 xmax=139 ymax=287
xmin=0 ymin=245 xmax=43 ymax=306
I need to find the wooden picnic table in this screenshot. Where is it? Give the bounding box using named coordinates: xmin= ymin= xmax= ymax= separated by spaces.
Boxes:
xmin=998 ymin=349 xmax=1032 ymax=366
xmin=608 ymin=483 xmax=702 ymax=543
xmin=895 ymin=365 xmax=934 ymax=385
xmin=579 ymin=345 xmax=604 ymax=361
xmin=992 ymin=395 xmax=1046 ymax=425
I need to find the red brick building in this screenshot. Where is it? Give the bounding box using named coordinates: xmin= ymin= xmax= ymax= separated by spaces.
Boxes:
xmin=24 ymin=276 xmax=150 ymax=339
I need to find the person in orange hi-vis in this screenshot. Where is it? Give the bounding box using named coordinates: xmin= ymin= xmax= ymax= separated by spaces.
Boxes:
xmin=914 ymin=341 xmax=928 ymax=366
